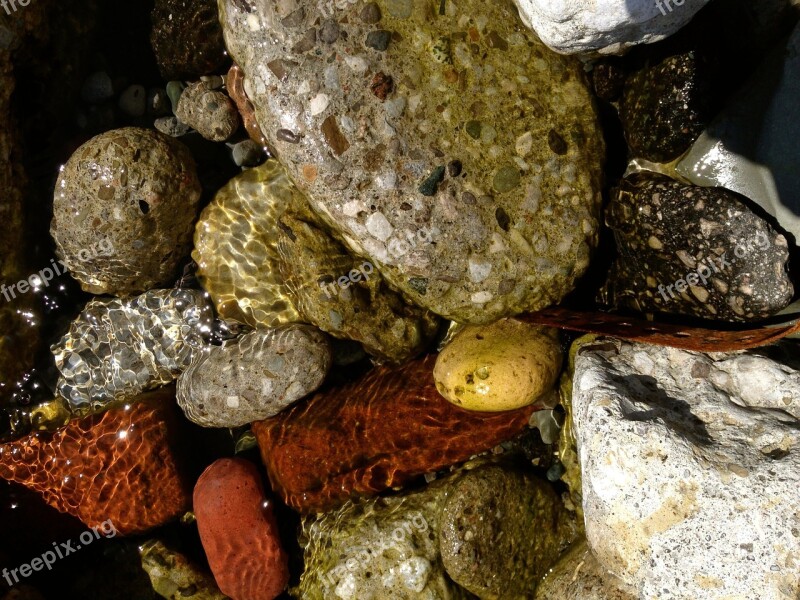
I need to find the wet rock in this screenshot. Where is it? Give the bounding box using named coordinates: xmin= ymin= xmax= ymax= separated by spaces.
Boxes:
xmin=166 ymin=80 xmax=186 ymax=112
xmin=572 ymin=340 xmax=800 ymax=599
xmin=139 ymin=540 xmax=228 ymax=600
xmin=50 ymin=127 xmax=202 ymax=295
xmin=619 ymin=53 xmax=713 ymax=163
xmin=512 ymin=0 xmax=711 ymax=54
xmin=51 ymin=289 xmax=213 ymax=415
xmin=230 ymin=139 xmax=263 ymax=167
xmin=0 ymin=389 xmax=192 ymax=535
xmin=434 ymin=319 xmax=562 ymax=412
xmin=175 ymin=81 xmax=240 ymax=142
xmin=251 ymin=354 xmax=536 ymax=513
xmin=154 ymin=115 xmax=192 ymax=137
xmin=119 ymin=84 xmax=147 ymax=117
xmin=177 ymin=325 xmax=332 ymax=428
xmin=219 ymin=0 xmax=605 ymax=323
xmin=535 ymin=539 xmax=636 ymax=600
xmin=150 ymin=0 xmax=228 ymax=80
xmin=226 ymin=64 xmax=269 ymax=147
xmin=276 ymin=214 xmax=441 ymax=363
xmin=439 ymin=463 xmax=577 ymax=599
xmin=81 ymin=71 xmax=114 ymax=103
xmin=604 ymin=174 xmax=793 ymax=322
xmin=194 ymin=458 xmax=289 ymax=600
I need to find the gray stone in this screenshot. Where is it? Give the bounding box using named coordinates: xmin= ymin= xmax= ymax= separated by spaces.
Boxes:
xmin=118 ymin=84 xmax=147 ymax=117
xmin=231 ymin=139 xmax=263 ymax=167
xmin=175 ymin=81 xmax=240 ymax=142
xmin=154 ymin=115 xmax=191 ymax=137
xmin=81 ymin=71 xmax=114 ymax=103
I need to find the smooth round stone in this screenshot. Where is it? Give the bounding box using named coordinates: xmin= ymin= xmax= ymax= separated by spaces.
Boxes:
xmin=219 ymin=0 xmax=605 ymax=323
xmin=118 ymin=84 xmax=147 ymax=117
xmin=175 ymin=81 xmax=240 ymax=142
xmin=176 ymin=325 xmax=332 ymax=428
xmin=434 ymin=319 xmax=562 ymax=412
xmin=50 ymin=128 xmax=201 ymax=295
xmin=81 ymin=71 xmax=114 ymax=103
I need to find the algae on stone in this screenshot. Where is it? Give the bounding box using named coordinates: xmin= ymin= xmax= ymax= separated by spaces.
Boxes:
xmin=139 ymin=539 xmax=229 ymax=600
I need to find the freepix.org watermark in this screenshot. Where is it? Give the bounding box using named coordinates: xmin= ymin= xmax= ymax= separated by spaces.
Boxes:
xmin=2 ymin=519 xmax=117 ymax=586
xmin=655 ymin=0 xmax=688 ymax=16
xmin=1 ymin=0 xmax=33 ymax=15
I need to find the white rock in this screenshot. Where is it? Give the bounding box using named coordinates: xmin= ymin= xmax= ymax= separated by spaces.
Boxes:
xmin=572 ymin=340 xmax=800 ymax=600
xmin=513 ymin=0 xmax=711 ymax=55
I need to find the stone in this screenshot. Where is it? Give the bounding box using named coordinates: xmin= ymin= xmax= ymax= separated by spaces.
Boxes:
xmin=0 ymin=389 xmax=192 ymax=535
xmin=572 ymin=339 xmax=800 ymax=599
xmin=175 ymin=81 xmax=240 ymax=142
xmin=251 ymin=354 xmax=536 ymax=513
xmin=439 ymin=463 xmax=577 ymax=599
xmin=603 ymin=173 xmax=793 ymax=322
xmin=194 ymin=458 xmax=289 ymax=600
xmin=231 ymin=138 xmax=263 ymax=167
xmin=81 ymin=70 xmax=114 ymax=103
xmin=219 ymin=0 xmax=605 ymax=323
xmin=50 ymin=127 xmax=202 ymax=295
xmin=150 ymin=0 xmax=228 ymax=80
xmin=139 ymin=540 xmax=228 ymax=600
xmin=512 ymin=0 xmax=712 ymax=55
xmin=51 ymin=289 xmax=213 ymax=415
xmin=154 ymin=115 xmax=192 ymax=137
xmin=434 ymin=319 xmax=562 ymax=412
xmin=147 ymin=87 xmax=172 ymax=116
xmin=177 ymin=325 xmax=332 ymax=428
xmin=276 ymin=214 xmax=441 ymax=363
xmin=227 ymin=64 xmax=269 ymax=146
xmin=166 ymin=80 xmax=186 ymax=113
xmin=119 ymin=84 xmax=147 ymax=117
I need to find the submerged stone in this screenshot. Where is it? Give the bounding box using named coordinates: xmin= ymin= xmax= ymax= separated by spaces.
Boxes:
xmin=219 ymin=0 xmax=605 ymax=323
xmin=139 ymin=540 xmax=228 ymax=600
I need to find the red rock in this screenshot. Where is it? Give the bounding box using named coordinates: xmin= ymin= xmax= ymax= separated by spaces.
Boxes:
xmin=194 ymin=458 xmax=289 ymax=600
xmin=252 ymin=354 xmax=536 ymax=513
xmin=0 ymin=388 xmax=192 ymax=535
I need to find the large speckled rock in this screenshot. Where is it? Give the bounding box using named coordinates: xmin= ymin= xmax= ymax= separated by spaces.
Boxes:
xmin=177 ymin=325 xmax=332 ymax=428
xmin=277 ymin=214 xmax=440 ymax=363
xmin=219 ymin=0 xmax=605 ymax=323
xmin=439 ymin=463 xmax=577 ymax=599
xmin=51 ymin=128 xmax=202 ymax=295
xmin=573 ymin=340 xmax=800 ymax=600
xmin=51 ymin=289 xmax=213 ymax=415
xmin=175 ymin=81 xmax=240 ymax=142
xmin=604 ymin=174 xmax=793 ymax=322
xmin=434 ymin=319 xmax=562 ymax=411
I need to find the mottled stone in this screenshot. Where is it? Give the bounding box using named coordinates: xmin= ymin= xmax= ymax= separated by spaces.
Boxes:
xmin=50 ymin=128 xmax=202 ymax=295
xmin=0 ymin=390 xmax=192 ymax=535
xmin=276 ymin=214 xmax=440 ymax=363
xmin=604 ymin=174 xmax=793 ymax=322
xmin=226 ymin=63 xmax=270 ymax=149
xmin=219 ymin=0 xmax=604 ymax=323
xmin=252 ymin=354 xmax=536 ymax=513
xmin=139 ymin=540 xmax=228 ymax=600
xmin=434 ymin=319 xmax=562 ymax=412
xmin=175 ymin=81 xmax=240 ymax=142
xmin=154 ymin=115 xmax=192 ymax=138
xmin=194 ymin=459 xmax=289 ymax=600
xmin=177 ymin=325 xmax=332 ymax=428
xmin=51 ymin=289 xmax=213 ymax=415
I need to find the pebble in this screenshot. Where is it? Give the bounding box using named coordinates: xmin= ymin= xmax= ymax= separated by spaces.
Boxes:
xmin=230 ymin=138 xmax=263 ymax=167
xmin=50 ymin=127 xmax=202 ymax=294
xmin=166 ymin=80 xmax=186 ymax=113
xmin=434 ymin=319 xmax=562 ymax=412
xmin=154 ymin=115 xmax=192 ymax=137
xmin=176 ymin=325 xmax=332 ymax=428
xmin=118 ymin=84 xmax=146 ymax=117
xmin=139 ymin=540 xmax=228 ymax=600
xmin=147 ymin=87 xmax=172 ymax=116
xmin=175 ymin=81 xmax=240 ymax=142
xmin=81 ymin=71 xmax=114 ymax=103
xmin=194 ymin=459 xmax=289 ymax=600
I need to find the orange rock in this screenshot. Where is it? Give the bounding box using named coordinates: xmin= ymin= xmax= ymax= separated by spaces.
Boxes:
xmin=252 ymin=354 xmax=537 ymax=513
xmin=194 ymin=458 xmax=289 ymax=600
xmin=0 ymin=388 xmax=192 ymax=535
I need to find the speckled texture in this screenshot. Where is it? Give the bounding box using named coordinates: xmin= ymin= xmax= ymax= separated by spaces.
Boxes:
xmin=51 ymin=289 xmax=213 ymax=416
xmin=277 ymin=214 xmax=440 ymax=363
xmin=604 ymin=174 xmax=793 ymax=322
xmin=139 ymin=540 xmax=229 ymax=600
xmin=177 ymin=325 xmax=332 ymax=428
xmin=0 ymin=389 xmax=192 ymax=535
xmin=51 ymin=127 xmax=202 ymax=295
xmin=439 ymin=463 xmax=577 ymax=599
xmin=434 ymin=319 xmax=562 ymax=411
xmin=219 ymin=0 xmax=605 ymax=323
xmin=175 ymin=81 xmax=240 ymax=142
xmin=573 ymin=340 xmax=800 ymax=600
xmin=194 ymin=459 xmax=289 ymax=600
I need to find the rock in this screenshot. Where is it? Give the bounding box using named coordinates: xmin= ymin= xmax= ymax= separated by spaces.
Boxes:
xmin=535 ymin=539 xmax=636 ymax=600
xmin=150 ymin=0 xmax=228 ymax=80
xmin=193 ymin=160 xmax=308 ymax=328
xmin=219 ymin=0 xmax=605 ymax=323
xmin=603 ymin=173 xmax=793 ymax=322
xmin=175 ymin=81 xmax=240 ymax=142
xmin=512 ymin=0 xmax=712 ymax=55
xmin=119 ymin=84 xmax=147 ymax=117
xmin=677 ymin=24 xmax=800 ymax=246
xmin=194 ymin=458 xmax=289 ymax=600
xmin=51 ymin=289 xmax=213 ymax=415
xmin=0 ymin=389 xmax=192 ymax=535
xmin=439 ymin=463 xmax=577 ymax=599
xmin=81 ymin=70 xmax=114 ymax=103
xmin=50 ymin=127 xmax=202 ymax=295
xmin=226 ymin=64 xmax=268 ymax=147
xmin=147 ymin=87 xmax=172 ymax=116
xmin=619 ymin=52 xmax=713 ymax=163
xmin=276 ymin=214 xmax=441 ymax=363
xmin=572 ymin=339 xmax=800 ymax=599
xmin=433 ymin=319 xmax=562 ymax=411
xmin=231 ymin=139 xmax=263 ymax=167
xmin=154 ymin=115 xmax=192 ymax=137
xmin=177 ymin=325 xmax=332 ymax=428
xmin=139 ymin=540 xmax=228 ymax=600
xmin=166 ymin=80 xmax=186 ymax=113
